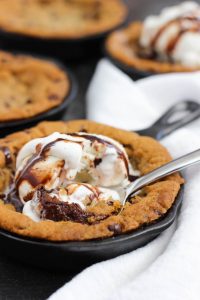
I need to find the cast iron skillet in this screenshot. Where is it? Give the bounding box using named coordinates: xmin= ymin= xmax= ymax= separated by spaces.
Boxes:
xmin=103 ymin=30 xmax=156 ymax=79
xmin=0 ymin=54 xmax=78 ymax=137
xmin=0 ymin=19 xmax=128 ymax=60
xmin=0 ymin=100 xmax=200 ymax=271
xmin=107 ymin=55 xmax=155 ymax=80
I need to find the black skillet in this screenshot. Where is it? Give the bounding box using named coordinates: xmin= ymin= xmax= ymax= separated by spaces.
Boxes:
xmin=107 ymin=56 xmax=155 ymax=80
xmin=0 ymin=100 xmax=200 ymax=271
xmin=0 ymin=55 xmax=78 ymax=138
xmin=0 ymin=18 xmax=128 ymax=60
xmin=104 ymin=39 xmax=160 ymax=80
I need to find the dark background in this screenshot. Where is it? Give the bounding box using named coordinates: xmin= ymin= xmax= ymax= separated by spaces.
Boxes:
xmin=0 ymin=1 xmax=187 ymax=299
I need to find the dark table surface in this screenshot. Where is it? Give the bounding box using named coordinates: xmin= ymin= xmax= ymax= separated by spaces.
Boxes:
xmin=0 ymin=0 xmax=186 ymax=299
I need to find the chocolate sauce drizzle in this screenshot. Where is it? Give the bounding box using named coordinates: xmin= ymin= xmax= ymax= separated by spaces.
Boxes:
xmin=16 ymin=133 xmax=137 ymax=193
xmin=4 ymin=188 xmax=23 ymax=212
xmin=150 ymin=14 xmax=200 ymax=56
xmin=1 ymin=182 xmax=23 ymax=212
xmin=15 ymin=138 xmax=81 ymax=190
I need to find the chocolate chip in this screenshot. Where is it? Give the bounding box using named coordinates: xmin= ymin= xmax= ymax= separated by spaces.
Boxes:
xmin=48 ymin=94 xmax=59 ymax=101
xmin=83 ymin=1 xmax=101 ymax=20
xmin=53 ymin=78 xmax=61 ymax=83
xmin=0 ymin=146 xmax=13 ymax=165
xmin=24 ymin=129 xmax=31 ymax=133
xmin=153 ymin=209 xmax=162 ymax=216
xmin=108 ymin=223 xmax=122 ymax=234
xmin=4 ymin=102 xmax=10 ymax=108
xmin=94 ymin=158 xmax=102 ymax=167
xmin=79 ymin=127 xmax=88 ymax=133
xmin=0 ymin=58 xmax=8 ymax=63
xmin=26 ymin=98 xmax=33 ymax=104
xmin=122 ymin=143 xmax=133 ymax=150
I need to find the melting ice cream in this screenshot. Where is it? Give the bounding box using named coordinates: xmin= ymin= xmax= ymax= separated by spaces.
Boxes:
xmin=15 ymin=132 xmax=138 ymax=222
xmin=140 ymin=2 xmax=200 ymax=67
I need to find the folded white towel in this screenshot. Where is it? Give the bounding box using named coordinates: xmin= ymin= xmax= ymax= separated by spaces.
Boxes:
xmin=49 ymin=60 xmax=200 ymax=300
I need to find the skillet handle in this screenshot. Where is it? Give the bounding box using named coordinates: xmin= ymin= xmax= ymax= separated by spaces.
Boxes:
xmin=137 ymin=100 xmax=200 ymax=140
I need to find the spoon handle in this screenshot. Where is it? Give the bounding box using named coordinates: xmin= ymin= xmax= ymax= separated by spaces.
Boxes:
xmin=136 ymin=101 xmax=200 ymax=140
xmin=125 ymin=148 xmax=200 ymax=201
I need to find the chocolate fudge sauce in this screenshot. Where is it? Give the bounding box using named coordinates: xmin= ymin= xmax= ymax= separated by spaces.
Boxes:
xmin=38 ymin=187 xmax=91 ymax=223
xmin=1 ymin=183 xmax=23 ymax=212
xmin=15 ymin=138 xmax=79 ymax=190
xmin=151 ymin=15 xmax=200 ymax=55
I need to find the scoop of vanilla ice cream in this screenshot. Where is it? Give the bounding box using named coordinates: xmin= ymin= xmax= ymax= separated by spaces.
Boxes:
xmin=78 ymin=133 xmax=132 ymax=187
xmin=140 ymin=2 xmax=200 ymax=67
xmin=16 ymin=132 xmax=136 ymax=209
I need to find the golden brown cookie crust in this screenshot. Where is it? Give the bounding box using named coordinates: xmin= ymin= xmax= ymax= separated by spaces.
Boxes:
xmin=0 ymin=51 xmax=70 ymax=122
xmin=0 ymin=0 xmax=127 ymax=39
xmin=105 ymin=22 xmax=200 ymax=73
xmin=0 ymin=120 xmax=184 ymax=241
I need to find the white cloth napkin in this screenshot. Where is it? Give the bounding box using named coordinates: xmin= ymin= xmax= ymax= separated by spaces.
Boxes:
xmin=49 ymin=60 xmax=200 ymax=300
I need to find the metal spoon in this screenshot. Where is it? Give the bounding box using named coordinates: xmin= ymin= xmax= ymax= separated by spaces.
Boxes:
xmin=120 ymin=148 xmax=200 ymax=208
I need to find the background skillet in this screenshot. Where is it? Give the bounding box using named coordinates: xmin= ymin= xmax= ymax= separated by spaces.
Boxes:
xmin=0 ymin=52 xmax=78 ymax=137
xmin=0 ymin=23 xmax=128 ymax=61
xmin=105 ymin=21 xmax=200 ymax=80
xmin=0 ymin=0 xmax=128 ymax=60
